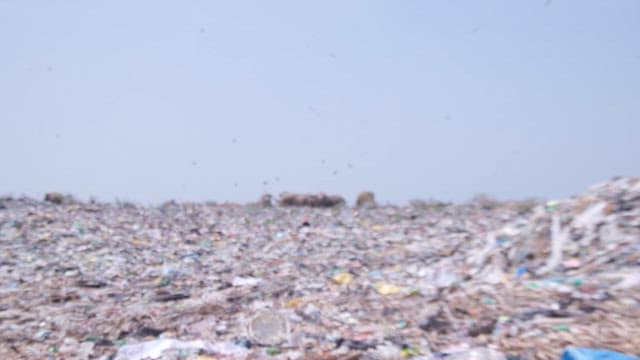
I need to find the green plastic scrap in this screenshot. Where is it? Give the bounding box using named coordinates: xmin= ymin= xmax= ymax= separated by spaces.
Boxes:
xmin=570 ymin=278 xmax=583 ymax=287
xmin=401 ymin=346 xmax=421 ymax=357
xmin=83 ymin=335 xmax=102 ymax=343
xmin=395 ymin=320 xmax=408 ymax=329
xmin=266 ymin=347 xmax=280 ymax=356
xmin=545 ymin=201 xmax=560 ymax=212
xmin=482 ymin=297 xmax=495 ymax=305
xmin=112 ymin=339 xmax=126 ymax=347
xmin=525 ymin=281 xmax=541 ymax=289
xmin=74 ymin=220 xmax=86 ymax=235
xmin=158 ymin=276 xmax=171 ymax=287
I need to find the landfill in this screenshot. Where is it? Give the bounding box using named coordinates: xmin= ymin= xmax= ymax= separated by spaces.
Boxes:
xmin=0 ymin=177 xmax=638 ymax=359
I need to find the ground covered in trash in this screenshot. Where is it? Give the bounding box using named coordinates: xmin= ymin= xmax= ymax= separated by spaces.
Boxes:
xmin=1 ymin=178 xmax=639 ymax=360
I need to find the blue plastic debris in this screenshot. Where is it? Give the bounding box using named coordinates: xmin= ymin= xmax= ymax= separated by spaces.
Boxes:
xmin=496 ymin=235 xmax=511 ymax=246
xmin=561 ymin=347 xmax=638 ymax=360
xmin=515 ymin=266 xmax=528 ymax=278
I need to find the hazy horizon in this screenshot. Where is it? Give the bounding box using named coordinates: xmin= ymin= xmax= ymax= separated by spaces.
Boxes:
xmin=1 ymin=1 xmax=639 ymax=205
xmin=0 ymin=176 xmax=632 ymax=207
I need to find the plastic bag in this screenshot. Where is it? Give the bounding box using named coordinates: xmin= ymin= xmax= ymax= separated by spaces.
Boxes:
xmin=561 ymin=347 xmax=638 ymax=360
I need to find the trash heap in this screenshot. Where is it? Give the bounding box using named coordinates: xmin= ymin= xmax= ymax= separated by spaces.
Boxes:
xmin=0 ymin=178 xmax=638 ymax=360
xmin=462 ymin=177 xmax=640 ymax=359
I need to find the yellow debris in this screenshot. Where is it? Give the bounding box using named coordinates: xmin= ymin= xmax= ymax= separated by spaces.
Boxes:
xmin=401 ymin=347 xmax=421 ymax=357
xmin=376 ymin=283 xmax=403 ymax=295
xmin=332 ymin=272 xmax=354 ymax=285
xmin=196 ymin=356 xmax=217 ymax=360
xmin=285 ymin=298 xmax=302 ymax=308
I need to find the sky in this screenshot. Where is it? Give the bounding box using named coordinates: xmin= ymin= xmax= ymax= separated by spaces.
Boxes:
xmin=1 ymin=1 xmax=639 ymax=205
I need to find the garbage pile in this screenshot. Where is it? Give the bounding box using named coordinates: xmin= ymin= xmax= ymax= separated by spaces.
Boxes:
xmin=463 ymin=177 xmax=640 ymax=358
xmin=0 ymin=178 xmax=638 ymax=359
xmin=356 ymin=192 xmax=376 ymax=208
xmin=278 ymin=192 xmax=346 ymax=207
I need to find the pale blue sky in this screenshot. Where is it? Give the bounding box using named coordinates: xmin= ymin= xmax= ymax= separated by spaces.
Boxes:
xmin=1 ymin=1 xmax=639 ymax=204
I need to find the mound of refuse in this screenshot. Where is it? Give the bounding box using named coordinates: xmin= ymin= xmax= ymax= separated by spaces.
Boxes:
xmin=460 ymin=177 xmax=640 ymax=358
xmin=476 ymin=176 xmax=640 ymax=276
xmin=0 ymin=178 xmax=638 ymax=359
xmin=278 ymin=192 xmax=346 ymax=207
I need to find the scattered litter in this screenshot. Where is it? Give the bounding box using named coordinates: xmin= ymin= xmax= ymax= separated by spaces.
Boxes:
xmin=376 ymin=283 xmax=404 ymax=295
xmin=0 ymin=177 xmax=639 ymax=359
xmin=151 ymin=292 xmax=190 ymax=302
xmin=114 ymin=339 xmax=248 ymax=360
xmin=75 ymin=279 xmax=108 ymax=288
xmin=446 ymin=347 xmax=506 ymax=360
xmin=248 ymin=311 xmax=289 ymax=345
xmin=332 ymin=271 xmax=354 ymax=285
